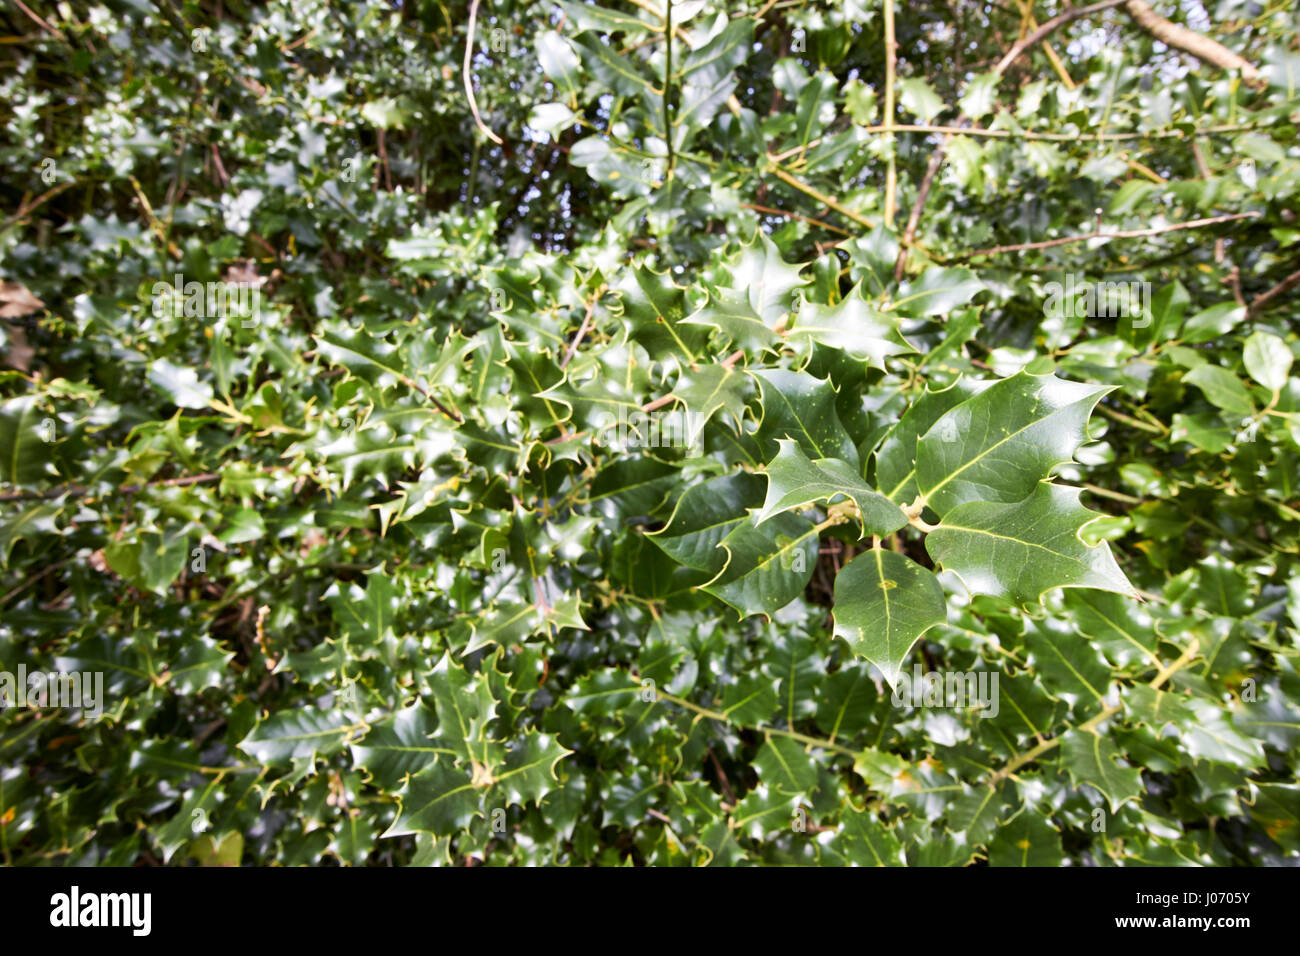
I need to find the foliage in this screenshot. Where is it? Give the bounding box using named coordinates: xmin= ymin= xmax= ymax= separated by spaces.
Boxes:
xmin=1 ymin=0 xmax=1299 ymax=867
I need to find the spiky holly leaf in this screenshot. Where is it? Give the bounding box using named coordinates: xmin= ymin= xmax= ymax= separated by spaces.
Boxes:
xmin=926 ymin=484 xmax=1134 ymax=605
xmin=722 ymin=232 xmax=809 ymax=324
xmin=987 ymin=809 xmax=1063 ymax=867
xmin=756 ymin=438 xmax=907 ymax=538
xmin=0 ymin=500 xmax=61 ymax=564
xmin=874 ymin=378 xmax=989 ymax=505
xmin=751 ymin=368 xmax=859 ymax=466
xmin=835 ymin=806 xmax=907 ymax=866
xmin=786 ymin=283 xmax=915 ymax=369
xmin=382 ymin=763 xmax=481 ymax=837
xmin=702 ymin=511 xmax=819 ymax=618
xmin=1059 ymin=729 xmax=1145 ymax=812
xmin=890 ymin=265 xmax=985 ymax=317
xmin=618 ymin=265 xmax=708 ymax=365
xmin=672 ymin=364 xmax=749 ymax=448
xmin=326 ymin=567 xmax=400 ymax=660
xmin=237 ymin=708 xmax=355 ymax=764
xmin=832 ymin=548 xmax=947 ymax=689
xmin=753 ymin=736 xmax=819 ymax=796
xmin=914 ymin=371 xmax=1111 ymax=515
xmin=350 ymin=702 xmax=447 ymax=789
xmin=649 ymin=472 xmax=763 ymax=573
xmin=719 ymin=675 xmax=780 ymax=725
xmin=681 ymin=285 xmax=781 ymax=354
xmin=494 ymin=731 xmax=574 ymax=807
xmin=426 ymin=652 xmax=498 ymax=765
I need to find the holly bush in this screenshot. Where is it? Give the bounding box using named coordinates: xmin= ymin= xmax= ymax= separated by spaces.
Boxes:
xmin=1 ymin=0 xmax=1299 ymax=867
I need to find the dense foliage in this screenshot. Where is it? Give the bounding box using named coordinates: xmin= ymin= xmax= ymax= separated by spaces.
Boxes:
xmin=2 ymin=0 xmax=1299 ymax=867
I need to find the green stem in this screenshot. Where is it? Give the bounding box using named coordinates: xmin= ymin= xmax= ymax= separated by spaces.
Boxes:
xmin=655 ymin=689 xmax=861 ymax=758
xmin=663 ymin=0 xmax=674 ymax=177
xmin=986 ymin=638 xmax=1199 ymax=787
xmin=883 ymin=0 xmax=897 ymax=225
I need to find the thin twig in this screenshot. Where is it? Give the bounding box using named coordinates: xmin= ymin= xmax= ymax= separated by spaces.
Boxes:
xmin=12 ymin=0 xmax=66 ymax=40
xmin=1247 ymin=267 xmax=1300 ymax=317
xmin=959 ymin=212 xmax=1259 ymax=259
xmin=561 ymin=288 xmax=604 ymax=368
xmin=463 ymin=0 xmax=504 ymax=146
xmin=1 ymin=181 xmax=75 ymax=232
xmin=882 ymin=0 xmax=897 ymax=225
xmin=0 ymin=472 xmax=222 ymax=503
xmin=994 ymin=0 xmax=1126 ymax=75
xmin=894 ymin=132 xmax=956 ymax=280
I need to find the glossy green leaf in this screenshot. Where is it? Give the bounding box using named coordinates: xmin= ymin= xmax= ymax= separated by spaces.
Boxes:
xmin=926 ymin=483 xmax=1134 ymax=604
xmin=832 ymin=548 xmax=947 ymax=689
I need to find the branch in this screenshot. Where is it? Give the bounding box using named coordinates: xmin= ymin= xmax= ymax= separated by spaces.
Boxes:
xmin=662 ymin=0 xmax=674 ymax=176
xmin=12 ymin=0 xmax=66 ymax=41
xmin=855 ymin=122 xmax=1265 ymax=141
xmin=741 ymin=203 xmax=850 ymax=236
xmin=463 ymin=0 xmax=504 ymax=146
xmin=560 ymin=286 xmax=605 ymax=368
xmin=0 ymin=181 xmax=75 ymax=232
xmin=882 ymin=0 xmax=898 ymax=224
xmin=897 ymin=0 xmax=1121 ymax=273
xmin=894 ymin=128 xmax=959 ymax=280
xmin=959 ymin=211 xmax=1259 ymax=259
xmin=1247 ymin=267 xmax=1300 ymax=318
xmin=994 ymin=0 xmax=1127 ymax=76
xmin=768 ymin=164 xmax=876 ymax=229
xmin=0 ymin=472 xmax=222 ymax=503
xmin=986 ymin=638 xmax=1200 ymax=787
xmin=1123 ymin=0 xmax=1264 ymax=86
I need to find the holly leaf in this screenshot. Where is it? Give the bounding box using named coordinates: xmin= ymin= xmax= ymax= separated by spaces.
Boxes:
xmin=147 ymin=359 xmax=213 ymax=410
xmin=702 ymin=511 xmax=818 ymax=618
xmin=713 ymin=677 xmax=776 ymax=729
xmin=1059 ymin=729 xmax=1144 ymax=812
xmin=891 ymin=266 xmax=984 ymax=317
xmin=681 ymin=285 xmax=780 ymax=354
xmin=725 ymin=232 xmax=808 ymax=324
xmin=238 ymin=708 xmax=354 ymax=764
xmin=832 ymin=548 xmax=947 ymax=689
xmin=0 ymin=396 xmax=57 ymax=486
xmin=427 ymin=653 xmax=498 ymax=765
xmin=1184 ymin=365 xmax=1255 ymax=418
xmin=0 ymin=500 xmax=61 ymax=564
xmin=786 ymin=283 xmax=915 ymax=368
xmin=350 ymin=701 xmax=447 ymax=789
xmin=649 ymin=472 xmax=763 ymax=573
xmin=874 ymin=378 xmax=989 ymax=504
xmin=926 ymin=483 xmax=1134 ymax=605
xmin=618 ymin=265 xmax=706 ymax=364
xmin=382 ymin=763 xmax=480 ymax=837
xmin=751 ymin=368 xmax=859 ymax=467
xmin=915 ymin=370 xmax=1112 ymax=515
xmin=753 ymin=736 xmax=819 ymax=796
xmin=835 ymin=806 xmax=907 ymax=866
xmin=1243 ymin=331 xmax=1292 ymax=393
xmin=987 ymin=809 xmax=1063 ymax=866
xmin=494 ymin=731 xmax=574 ymax=807
xmin=756 ymin=438 xmax=906 ymax=537
xmin=672 ymin=363 xmax=749 ymax=447
xmin=326 ymin=568 xmax=400 ymax=660
xmin=103 ymin=530 xmax=188 ymax=596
